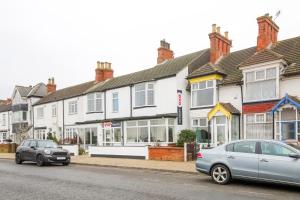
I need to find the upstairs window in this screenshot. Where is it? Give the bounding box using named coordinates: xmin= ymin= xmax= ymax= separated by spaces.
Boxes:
xmin=52 ymin=105 xmax=57 ymax=117
xmin=87 ymin=93 xmax=103 ymax=112
xmin=68 ymin=101 xmax=78 ymax=115
xmin=135 ymin=83 xmax=154 ymax=107
xmin=112 ymin=92 xmax=119 ymax=112
xmin=191 ymin=80 xmax=214 ymax=107
xmin=2 ymin=114 xmax=6 ymax=126
xmin=245 ymin=67 xmax=277 ymax=102
xmin=37 ymin=108 xmax=44 ymax=119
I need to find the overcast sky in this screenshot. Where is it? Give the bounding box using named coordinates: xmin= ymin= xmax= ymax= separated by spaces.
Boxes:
xmin=1 ymin=0 xmax=300 ymax=99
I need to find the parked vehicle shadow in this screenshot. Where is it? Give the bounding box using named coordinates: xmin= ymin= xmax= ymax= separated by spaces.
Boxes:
xmin=20 ymin=162 xmax=67 ymax=167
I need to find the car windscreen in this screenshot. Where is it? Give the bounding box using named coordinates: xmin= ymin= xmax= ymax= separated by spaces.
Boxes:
xmin=37 ymin=141 xmax=58 ymax=148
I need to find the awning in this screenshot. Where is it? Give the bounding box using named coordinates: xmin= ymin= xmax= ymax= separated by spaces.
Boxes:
xmin=271 ymin=94 xmax=300 ymax=113
xmin=208 ymin=103 xmax=240 ymax=121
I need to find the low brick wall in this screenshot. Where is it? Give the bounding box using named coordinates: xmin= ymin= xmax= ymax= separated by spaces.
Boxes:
xmin=0 ymin=143 xmax=17 ymax=153
xmin=149 ymin=147 xmax=184 ymax=161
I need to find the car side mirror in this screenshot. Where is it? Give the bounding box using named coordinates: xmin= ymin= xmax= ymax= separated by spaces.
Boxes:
xmin=289 ymin=153 xmax=300 ymax=159
xmin=30 ymin=146 xmax=36 ymax=150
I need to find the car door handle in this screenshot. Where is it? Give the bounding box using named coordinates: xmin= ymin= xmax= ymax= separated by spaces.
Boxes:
xmin=260 ymin=159 xmax=269 ymax=162
xmin=227 ymin=155 xmax=235 ymax=159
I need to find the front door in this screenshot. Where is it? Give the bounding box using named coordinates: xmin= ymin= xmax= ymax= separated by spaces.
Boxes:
xmin=214 ymin=116 xmax=227 ymax=146
xmin=259 ymin=142 xmax=300 ymax=184
xmin=104 ymin=129 xmax=112 ymax=146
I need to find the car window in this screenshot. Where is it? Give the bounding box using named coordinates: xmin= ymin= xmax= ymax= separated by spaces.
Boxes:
xmin=226 ymin=143 xmax=234 ymax=152
xmin=262 ymin=142 xmax=296 ymax=157
xmin=29 ymin=140 xmax=37 ymax=148
xmin=234 ymin=141 xmax=256 ymax=154
xmin=22 ymin=140 xmax=31 ymax=147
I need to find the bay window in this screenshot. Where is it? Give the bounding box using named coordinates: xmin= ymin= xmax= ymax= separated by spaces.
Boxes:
xmin=126 ymin=118 xmax=175 ymax=144
xmin=135 ymin=83 xmax=154 ymax=107
xmin=87 ymin=93 xmax=103 ymax=113
xmin=245 ymin=67 xmax=277 ymax=102
xmin=245 ymin=113 xmax=273 ymax=139
xmin=191 ymin=80 xmax=214 ymax=107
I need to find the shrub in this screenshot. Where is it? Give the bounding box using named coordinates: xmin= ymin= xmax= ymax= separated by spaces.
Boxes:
xmin=176 ymin=129 xmax=196 ymax=147
xmin=79 ymin=147 xmax=85 ymax=155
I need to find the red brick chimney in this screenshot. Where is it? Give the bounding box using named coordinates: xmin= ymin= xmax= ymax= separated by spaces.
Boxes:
xmin=157 ymin=40 xmax=174 ymax=64
xmin=95 ymin=61 xmax=114 ymax=82
xmin=47 ymin=77 xmax=56 ymax=94
xmin=209 ymin=24 xmax=232 ymax=64
xmin=256 ymin=13 xmax=279 ymax=51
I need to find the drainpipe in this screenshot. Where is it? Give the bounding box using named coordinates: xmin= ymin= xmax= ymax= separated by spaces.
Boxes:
xmin=32 ymin=105 xmax=35 ymax=139
xmin=272 ymin=112 xmax=275 ymax=139
xmin=239 ymin=84 xmax=244 ymax=139
xmin=62 ymin=99 xmax=65 ymax=144
xmin=130 ymin=85 xmax=133 ymax=117
xmin=104 ymin=91 xmax=107 ymax=120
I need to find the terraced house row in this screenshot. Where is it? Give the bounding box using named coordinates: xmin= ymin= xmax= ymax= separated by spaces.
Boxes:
xmin=1 ymin=14 xmax=300 ymax=157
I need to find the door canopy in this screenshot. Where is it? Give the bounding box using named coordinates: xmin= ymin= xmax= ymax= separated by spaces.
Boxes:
xmin=208 ymin=103 xmax=240 ymax=121
xmin=271 ymin=94 xmax=300 ymax=113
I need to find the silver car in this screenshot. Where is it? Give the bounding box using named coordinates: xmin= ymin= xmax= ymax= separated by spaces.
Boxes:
xmin=196 ymin=140 xmax=300 ymax=185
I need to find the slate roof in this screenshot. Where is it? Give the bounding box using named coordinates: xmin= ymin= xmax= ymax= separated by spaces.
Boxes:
xmin=0 ymin=103 xmax=11 ymax=113
xmin=34 ymin=81 xmax=96 ymax=106
xmin=188 ymin=62 xmax=227 ymax=78
xmin=239 ymin=49 xmax=286 ymax=68
xmin=86 ymin=49 xmax=210 ymax=93
xmin=220 ymin=103 xmax=240 ymax=114
xmin=16 ymin=86 xmax=33 ymax=97
xmin=27 ymin=83 xmax=46 ymax=97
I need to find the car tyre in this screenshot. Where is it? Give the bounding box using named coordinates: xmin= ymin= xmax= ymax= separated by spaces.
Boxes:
xmin=15 ymin=153 xmax=23 ymax=164
xmin=36 ymin=155 xmax=44 ymax=167
xmin=211 ymin=164 xmax=231 ymax=185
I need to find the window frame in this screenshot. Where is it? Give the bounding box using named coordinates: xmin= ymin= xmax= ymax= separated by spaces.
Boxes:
xmin=112 ymin=92 xmax=119 ymax=113
xmin=68 ymin=101 xmax=78 ymax=115
xmin=134 ymin=82 xmax=155 ymax=107
xmin=244 ymin=66 xmax=278 ymax=102
xmin=191 ymin=80 xmax=215 ymax=108
xmin=37 ymin=107 xmax=44 ymax=119
xmin=52 ymin=104 xmax=57 ymax=117
xmin=87 ymin=93 xmax=103 ymax=113
xmin=261 ymin=142 xmax=297 ymax=157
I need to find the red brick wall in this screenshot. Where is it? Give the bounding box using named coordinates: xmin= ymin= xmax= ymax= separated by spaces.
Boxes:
xmin=149 ymin=147 xmax=184 ymax=161
xmin=242 ymin=101 xmax=278 ymax=114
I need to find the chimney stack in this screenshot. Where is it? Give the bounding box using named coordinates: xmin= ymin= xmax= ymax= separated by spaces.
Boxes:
xmin=95 ymin=61 xmax=114 ymax=82
xmin=256 ymin=13 xmax=279 ymax=51
xmin=47 ymin=77 xmax=56 ymax=94
xmin=157 ymin=39 xmax=174 ymax=64
xmin=209 ymin=24 xmax=232 ymax=64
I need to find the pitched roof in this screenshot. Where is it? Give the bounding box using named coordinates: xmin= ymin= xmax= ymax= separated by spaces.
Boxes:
xmin=220 ymin=103 xmax=240 ymax=114
xmin=187 ymin=62 xmax=226 ymax=79
xmin=16 ymin=86 xmax=33 ymax=97
xmin=86 ymin=49 xmax=210 ymax=93
xmin=34 ymin=81 xmax=96 ymax=106
xmin=239 ymin=49 xmax=285 ymax=68
xmin=27 ymin=83 xmax=46 ymax=97
xmin=0 ymin=103 xmax=11 ymax=112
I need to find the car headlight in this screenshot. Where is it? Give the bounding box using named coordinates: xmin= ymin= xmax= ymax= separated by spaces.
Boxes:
xmin=44 ymin=149 xmax=51 ymax=155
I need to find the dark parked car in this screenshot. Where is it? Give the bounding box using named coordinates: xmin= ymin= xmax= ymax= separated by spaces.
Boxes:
xmin=15 ymin=139 xmax=70 ymax=166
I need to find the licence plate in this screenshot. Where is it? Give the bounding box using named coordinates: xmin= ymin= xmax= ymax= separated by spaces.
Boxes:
xmin=57 ymin=157 xmax=66 ymax=160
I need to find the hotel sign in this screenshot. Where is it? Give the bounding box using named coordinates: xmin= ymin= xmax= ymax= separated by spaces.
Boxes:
xmin=177 ymin=90 xmax=183 ymax=125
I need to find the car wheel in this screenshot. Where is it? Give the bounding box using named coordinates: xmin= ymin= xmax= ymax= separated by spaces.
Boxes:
xmin=36 ymin=155 xmax=44 ymax=167
xmin=211 ymin=164 xmax=231 ymax=185
xmin=63 ymin=162 xmax=70 ymax=166
xmin=15 ymin=153 xmax=23 ymax=164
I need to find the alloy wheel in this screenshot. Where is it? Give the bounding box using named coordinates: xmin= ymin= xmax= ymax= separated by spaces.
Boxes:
xmin=211 ymin=165 xmax=230 ymax=184
xmin=36 ymin=155 xmax=44 ymax=167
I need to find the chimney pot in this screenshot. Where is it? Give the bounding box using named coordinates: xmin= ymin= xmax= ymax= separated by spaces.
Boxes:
xmin=157 ymin=39 xmax=174 ymax=64
xmin=224 ymin=31 xmax=229 ymax=39
xmin=217 ymin=26 xmax=221 ymax=34
xmin=212 ymin=24 xmax=217 ymax=32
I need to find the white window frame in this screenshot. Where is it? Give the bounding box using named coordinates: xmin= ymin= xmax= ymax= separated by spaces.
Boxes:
xmin=37 ymin=107 xmax=44 ymax=119
xmin=244 ymin=66 xmax=279 ymax=102
xmin=68 ymin=101 xmax=78 ymax=115
xmin=244 ymin=112 xmax=273 ymax=139
xmin=87 ymin=93 xmax=103 ymax=113
xmin=134 ymin=82 xmax=155 ymax=107
xmin=2 ymin=114 xmax=6 ymax=126
xmin=52 ymin=104 xmax=57 ymax=117
xmin=112 ymin=92 xmax=119 ymax=113
xmin=191 ymin=80 xmax=215 ymax=108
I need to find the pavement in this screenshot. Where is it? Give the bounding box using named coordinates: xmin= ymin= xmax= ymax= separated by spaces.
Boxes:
xmin=0 ymin=153 xmax=196 ymax=173
xmin=0 ymin=159 xmax=299 ymax=200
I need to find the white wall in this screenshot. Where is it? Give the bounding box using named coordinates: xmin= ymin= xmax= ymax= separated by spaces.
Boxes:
xmin=64 ymin=96 xmax=84 ymax=126
xmin=12 ymin=90 xmax=26 ymax=105
xmin=219 ymin=84 xmax=242 ymax=111
xmin=280 ymin=76 xmax=300 ymax=98
xmin=89 ymin=146 xmax=149 ymax=159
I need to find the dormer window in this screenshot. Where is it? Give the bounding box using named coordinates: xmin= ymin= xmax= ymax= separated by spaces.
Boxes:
xmin=244 ymin=67 xmax=277 ymax=102
xmin=191 ymin=80 xmax=214 ymax=107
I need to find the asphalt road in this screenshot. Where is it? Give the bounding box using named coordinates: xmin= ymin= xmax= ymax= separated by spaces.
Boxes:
xmin=0 ymin=159 xmax=299 ymax=200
